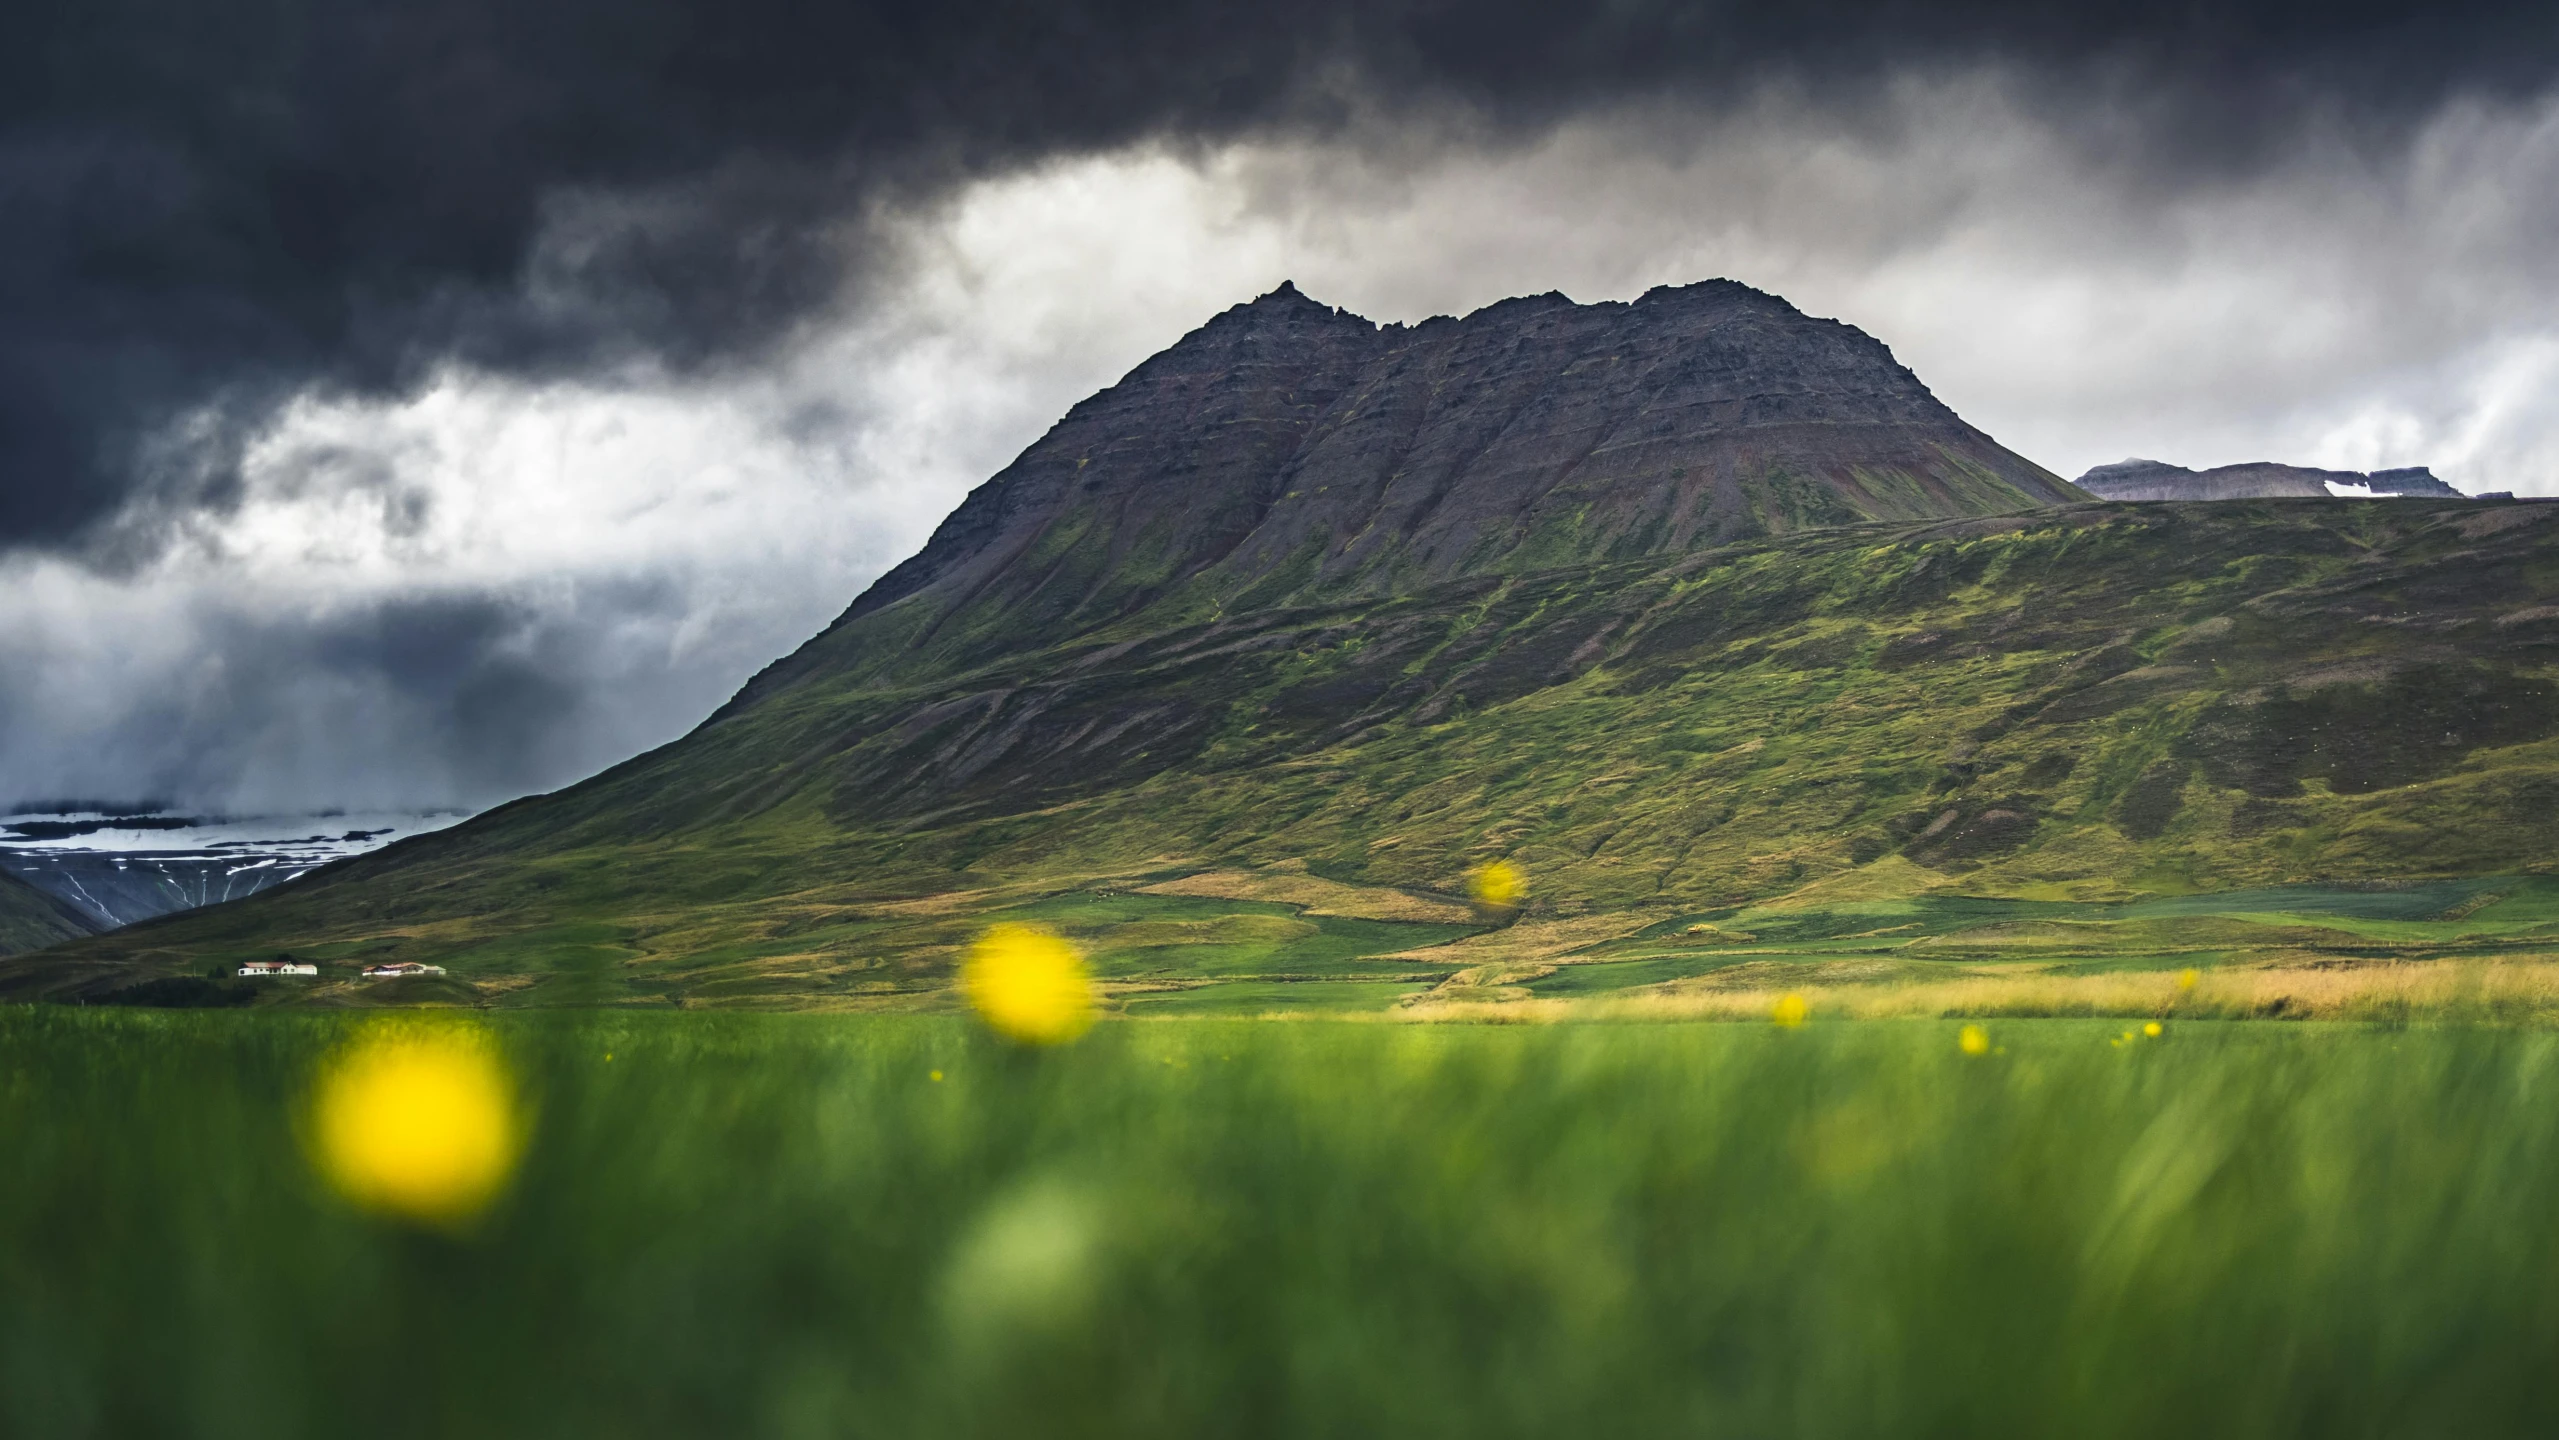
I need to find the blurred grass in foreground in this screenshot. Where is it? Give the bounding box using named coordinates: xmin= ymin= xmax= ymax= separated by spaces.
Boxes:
xmin=6 ymin=1009 xmax=2558 ymax=1437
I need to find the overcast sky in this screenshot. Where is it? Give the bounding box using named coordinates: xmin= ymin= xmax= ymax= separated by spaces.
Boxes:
xmin=5 ymin=1 xmax=2558 ymax=815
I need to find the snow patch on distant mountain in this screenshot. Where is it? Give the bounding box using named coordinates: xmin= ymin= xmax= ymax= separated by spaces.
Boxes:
xmin=0 ymin=811 xmax=470 ymax=930
xmin=2077 ymin=458 xmax=2466 ymax=501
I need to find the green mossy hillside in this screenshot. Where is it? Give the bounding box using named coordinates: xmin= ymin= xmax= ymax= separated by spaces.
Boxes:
xmin=17 ymin=499 xmax=2559 ymax=1007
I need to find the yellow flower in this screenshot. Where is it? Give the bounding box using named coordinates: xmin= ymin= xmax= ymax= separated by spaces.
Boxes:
xmin=963 ymin=924 xmax=1097 ymax=1045
xmin=310 ymin=1024 xmax=524 ymax=1229
xmin=1467 ymin=860 xmax=1526 ymax=916
xmin=2143 ymin=1021 xmax=2164 ymax=1038
xmin=2175 ymin=968 xmax=2201 ymax=993
xmin=1771 ymin=992 xmax=1810 ymax=1028
xmin=1958 ymin=1023 xmax=1990 ymax=1055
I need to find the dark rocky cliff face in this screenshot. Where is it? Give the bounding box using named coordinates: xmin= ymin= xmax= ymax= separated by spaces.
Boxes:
xmin=2365 ymin=467 xmax=2464 ymax=497
xmin=733 ymin=279 xmax=2075 ymax=711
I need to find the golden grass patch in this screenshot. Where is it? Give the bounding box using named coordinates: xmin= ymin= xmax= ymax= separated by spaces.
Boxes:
xmin=1400 ymin=956 xmax=2559 ymax=1024
xmin=1384 ymin=912 xmax=1655 ymax=967
xmin=1137 ymin=869 xmax=1476 ymax=924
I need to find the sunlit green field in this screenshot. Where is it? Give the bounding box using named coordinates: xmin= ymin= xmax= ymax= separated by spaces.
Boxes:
xmin=8 ymin=1008 xmax=2559 ymax=1437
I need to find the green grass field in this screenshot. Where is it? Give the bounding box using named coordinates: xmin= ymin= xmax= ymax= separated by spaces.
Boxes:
xmin=10 ymin=1007 xmax=2559 ymax=1437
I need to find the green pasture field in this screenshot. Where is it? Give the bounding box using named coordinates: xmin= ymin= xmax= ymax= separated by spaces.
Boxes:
xmin=8 ymin=1007 xmax=2559 ymax=1437
xmin=1517 ymin=874 xmax=2559 ymax=1000
xmin=43 ymin=873 xmax=2559 ymax=1017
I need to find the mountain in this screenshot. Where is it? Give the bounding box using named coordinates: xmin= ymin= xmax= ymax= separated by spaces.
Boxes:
xmin=2077 ymin=458 xmax=2467 ymax=501
xmin=0 ymin=811 xmax=463 ymax=930
xmin=728 ymin=279 xmax=2077 ymax=706
xmin=16 ymin=283 xmax=2559 ymax=1009
xmin=0 ymin=869 xmax=100 ymax=957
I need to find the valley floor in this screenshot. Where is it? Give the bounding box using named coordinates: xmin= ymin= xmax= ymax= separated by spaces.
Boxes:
xmin=121 ymin=864 xmax=2559 ymax=1025
xmin=6 ymin=1009 xmax=2557 ymax=1438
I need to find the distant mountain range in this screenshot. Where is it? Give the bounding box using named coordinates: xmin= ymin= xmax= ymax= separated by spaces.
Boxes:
xmin=2075 ymin=458 xmax=2467 ymax=501
xmin=0 ymin=811 xmax=466 ymax=934
xmin=13 ymin=281 xmax=2559 ymax=1008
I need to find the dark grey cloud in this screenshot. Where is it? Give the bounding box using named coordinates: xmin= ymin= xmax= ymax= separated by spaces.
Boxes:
xmin=0 ymin=572 xmax=757 ymax=813
xmin=7 ymin=0 xmax=2558 ymax=553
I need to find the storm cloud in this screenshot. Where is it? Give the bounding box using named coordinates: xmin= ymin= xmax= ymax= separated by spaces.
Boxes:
xmin=12 ymin=0 xmax=2559 ymax=550
xmin=7 ymin=0 xmax=2559 ymax=812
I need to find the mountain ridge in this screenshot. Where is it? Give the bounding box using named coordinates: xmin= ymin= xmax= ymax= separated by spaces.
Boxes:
xmin=2077 ymin=458 xmax=2466 ymax=501
xmin=718 ymin=278 xmax=2077 ymax=718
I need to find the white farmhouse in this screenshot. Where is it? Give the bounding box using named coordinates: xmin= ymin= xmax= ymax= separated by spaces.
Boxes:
xmin=360 ymin=962 xmax=447 ymax=979
xmin=238 ymin=959 xmax=318 ymax=977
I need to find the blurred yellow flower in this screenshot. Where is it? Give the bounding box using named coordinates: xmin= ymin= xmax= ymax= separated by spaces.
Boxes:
xmin=1958 ymin=1023 xmax=1990 ymax=1055
xmin=1467 ymin=860 xmax=1526 ymax=916
xmin=2176 ymin=968 xmax=2201 ymax=993
xmin=963 ymin=924 xmax=1096 ymax=1045
xmin=311 ymin=1024 xmax=523 ymax=1229
xmin=1771 ymin=992 xmax=1810 ymax=1028
xmin=2143 ymin=1021 xmax=2164 ymax=1038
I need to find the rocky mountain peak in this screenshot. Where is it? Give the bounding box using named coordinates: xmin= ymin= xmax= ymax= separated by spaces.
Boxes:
xmin=1228 ymin=278 xmax=1353 ymax=322
xmin=1193 ymin=279 xmax=1367 ymax=338
xmin=732 ymin=280 xmax=2077 ymax=710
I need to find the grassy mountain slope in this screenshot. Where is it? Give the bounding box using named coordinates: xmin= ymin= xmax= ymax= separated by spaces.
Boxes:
xmin=20 ymin=498 xmax=2559 ymax=1009
xmin=0 ymin=869 xmax=99 ymax=957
